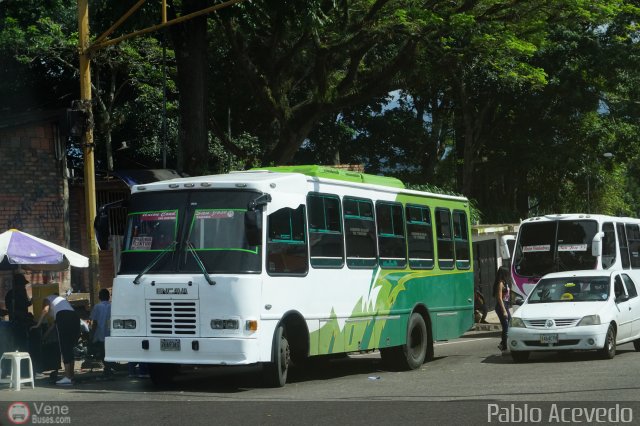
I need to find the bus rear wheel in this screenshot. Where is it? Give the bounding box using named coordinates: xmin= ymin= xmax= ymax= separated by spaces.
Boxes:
xmin=262 ymin=325 xmax=290 ymax=387
xmin=381 ymin=312 xmax=427 ymax=371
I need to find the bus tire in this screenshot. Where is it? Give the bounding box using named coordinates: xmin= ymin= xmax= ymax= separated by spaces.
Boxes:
xmin=403 ymin=312 xmax=428 ymax=370
xmin=148 ymin=363 xmax=180 ymax=387
xmin=262 ymin=325 xmax=290 ymax=387
xmin=381 ymin=313 xmax=427 ymax=371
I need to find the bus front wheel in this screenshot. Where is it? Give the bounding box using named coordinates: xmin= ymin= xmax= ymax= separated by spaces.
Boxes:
xmin=262 ymin=325 xmax=290 ymax=387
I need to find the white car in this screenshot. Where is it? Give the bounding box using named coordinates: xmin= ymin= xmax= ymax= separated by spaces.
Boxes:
xmin=508 ymin=270 xmax=640 ymax=362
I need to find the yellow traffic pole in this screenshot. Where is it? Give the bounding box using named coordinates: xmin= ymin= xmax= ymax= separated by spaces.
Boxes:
xmin=78 ymin=0 xmax=100 ymax=307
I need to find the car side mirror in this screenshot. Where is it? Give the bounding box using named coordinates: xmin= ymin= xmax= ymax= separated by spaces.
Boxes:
xmin=514 ymin=297 xmax=524 ymax=306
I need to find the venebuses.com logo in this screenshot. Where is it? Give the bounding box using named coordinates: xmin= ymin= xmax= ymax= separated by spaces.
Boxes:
xmin=6 ymin=401 xmax=72 ymax=424
xmin=7 ymin=402 xmax=30 ymax=425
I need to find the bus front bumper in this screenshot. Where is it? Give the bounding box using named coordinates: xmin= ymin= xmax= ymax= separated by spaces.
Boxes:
xmin=104 ymin=336 xmax=261 ymax=365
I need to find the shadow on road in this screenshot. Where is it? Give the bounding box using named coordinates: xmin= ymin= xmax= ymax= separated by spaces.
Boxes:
xmin=482 ymin=348 xmax=637 ymax=364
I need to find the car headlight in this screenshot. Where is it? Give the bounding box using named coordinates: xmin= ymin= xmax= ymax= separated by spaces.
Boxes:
xmin=577 ymin=315 xmax=601 ymax=326
xmin=510 ymin=317 xmax=526 ymax=328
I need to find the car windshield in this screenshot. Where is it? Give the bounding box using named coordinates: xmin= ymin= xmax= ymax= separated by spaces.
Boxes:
xmin=528 ymin=276 xmax=610 ymax=303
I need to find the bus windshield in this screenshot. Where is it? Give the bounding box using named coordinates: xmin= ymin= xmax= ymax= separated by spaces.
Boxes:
xmin=513 ymin=220 xmax=598 ymax=278
xmin=119 ymin=190 xmax=262 ymax=275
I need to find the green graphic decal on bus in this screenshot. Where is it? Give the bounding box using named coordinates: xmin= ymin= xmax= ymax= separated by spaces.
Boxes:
xmin=310 ymin=268 xmax=474 ymax=356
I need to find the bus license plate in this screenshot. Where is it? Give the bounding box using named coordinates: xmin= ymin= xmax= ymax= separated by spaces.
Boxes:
xmin=539 ymin=334 xmax=558 ymax=344
xmin=160 ymin=339 xmax=181 ymax=351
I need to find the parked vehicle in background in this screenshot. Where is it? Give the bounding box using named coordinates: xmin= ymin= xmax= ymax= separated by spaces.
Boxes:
xmin=511 ymin=214 xmax=640 ymax=297
xmin=508 ymin=270 xmax=640 ymax=362
xmin=98 ymin=165 xmax=475 ymax=387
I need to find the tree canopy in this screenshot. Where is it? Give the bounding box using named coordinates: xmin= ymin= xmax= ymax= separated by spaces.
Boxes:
xmin=1 ymin=0 xmax=640 ymax=222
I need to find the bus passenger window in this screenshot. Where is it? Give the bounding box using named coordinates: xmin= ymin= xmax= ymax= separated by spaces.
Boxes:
xmin=436 ymin=208 xmax=454 ymax=269
xmin=602 ymin=222 xmax=616 ymax=269
xmin=617 ymin=223 xmax=631 ymax=269
xmin=453 ymin=210 xmax=470 ymax=270
xmin=267 ymin=205 xmax=308 ymax=275
xmin=406 ymin=205 xmax=434 ymax=269
xmin=625 ymin=223 xmax=640 ymax=269
xmin=343 ymin=197 xmax=377 ymax=269
xmin=376 ymin=202 xmax=407 ymax=269
xmin=307 ymin=193 xmax=344 ymax=268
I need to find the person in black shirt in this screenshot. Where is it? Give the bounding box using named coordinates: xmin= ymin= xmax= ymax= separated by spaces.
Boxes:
xmin=4 ymin=273 xmax=32 ymax=351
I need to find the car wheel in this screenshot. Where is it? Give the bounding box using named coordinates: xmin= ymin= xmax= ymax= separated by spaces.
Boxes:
xmin=511 ymin=351 xmax=530 ymax=363
xmin=599 ymin=325 xmax=616 ymax=359
xmin=634 ymin=339 xmax=640 ymax=352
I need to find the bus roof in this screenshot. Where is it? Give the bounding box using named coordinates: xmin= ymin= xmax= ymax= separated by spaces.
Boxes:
xmin=251 ymin=165 xmax=405 ymax=189
xmin=521 ymin=214 xmax=640 ymax=224
xmin=130 ymin=166 xmax=468 ymax=203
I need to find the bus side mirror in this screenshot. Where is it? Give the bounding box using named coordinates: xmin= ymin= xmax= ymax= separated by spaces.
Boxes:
xmin=94 ymin=199 xmax=127 ymax=250
xmin=94 ymin=205 xmax=110 ymax=250
xmin=592 ymin=232 xmax=604 ymax=257
xmin=245 ymin=210 xmax=262 ymax=247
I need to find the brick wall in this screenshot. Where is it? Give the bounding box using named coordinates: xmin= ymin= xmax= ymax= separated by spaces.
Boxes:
xmin=0 ymin=114 xmax=71 ymax=308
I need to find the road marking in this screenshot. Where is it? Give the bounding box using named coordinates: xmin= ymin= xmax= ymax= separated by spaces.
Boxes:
xmin=435 ymin=338 xmax=493 ymax=346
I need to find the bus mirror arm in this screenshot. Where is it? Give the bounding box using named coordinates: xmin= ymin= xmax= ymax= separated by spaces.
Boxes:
xmin=592 ymin=232 xmax=604 ymax=257
xmin=247 ymin=194 xmax=272 ymax=211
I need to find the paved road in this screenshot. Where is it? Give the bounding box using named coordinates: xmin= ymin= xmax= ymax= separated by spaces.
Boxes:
xmin=2 ymin=330 xmax=640 ymax=424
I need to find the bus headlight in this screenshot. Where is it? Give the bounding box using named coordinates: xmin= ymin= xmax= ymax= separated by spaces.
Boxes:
xmin=577 ymin=315 xmax=601 ymax=326
xmin=210 ymin=319 xmax=239 ymax=330
xmin=510 ymin=317 xmax=526 ymax=328
xmin=113 ymin=319 xmax=137 ymax=329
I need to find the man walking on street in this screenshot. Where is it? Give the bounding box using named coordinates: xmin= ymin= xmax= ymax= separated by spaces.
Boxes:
xmin=90 ymin=288 xmax=115 ymax=376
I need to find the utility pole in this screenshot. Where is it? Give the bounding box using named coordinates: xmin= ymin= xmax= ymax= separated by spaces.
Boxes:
xmin=75 ymin=0 xmax=245 ymax=306
xmin=77 ymin=0 xmax=100 ymax=307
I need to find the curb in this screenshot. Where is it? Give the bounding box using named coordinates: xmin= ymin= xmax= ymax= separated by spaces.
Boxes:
xmin=471 ymin=323 xmax=502 ymax=332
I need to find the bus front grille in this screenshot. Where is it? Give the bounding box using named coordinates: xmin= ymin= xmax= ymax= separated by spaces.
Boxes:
xmin=148 ymin=301 xmax=198 ymax=335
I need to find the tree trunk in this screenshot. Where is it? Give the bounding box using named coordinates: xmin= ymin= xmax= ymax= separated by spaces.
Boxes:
xmin=170 ymin=0 xmax=210 ymax=175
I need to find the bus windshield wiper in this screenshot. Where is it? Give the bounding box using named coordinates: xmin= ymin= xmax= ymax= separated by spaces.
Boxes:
xmin=133 ymin=241 xmax=177 ymax=284
xmin=186 ymin=241 xmax=216 ymax=285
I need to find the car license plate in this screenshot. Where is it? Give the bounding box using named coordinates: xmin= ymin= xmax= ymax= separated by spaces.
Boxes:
xmin=539 ymin=334 xmax=558 ymax=344
xmin=160 ymin=339 xmax=181 ymax=351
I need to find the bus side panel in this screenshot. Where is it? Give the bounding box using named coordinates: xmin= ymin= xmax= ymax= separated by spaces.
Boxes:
xmin=378 ymin=270 xmax=474 ymax=343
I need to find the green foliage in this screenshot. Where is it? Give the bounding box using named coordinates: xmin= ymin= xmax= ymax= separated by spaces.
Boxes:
xmin=407 ymin=183 xmax=482 ymax=225
xmin=2 ymin=0 xmax=640 ymax=224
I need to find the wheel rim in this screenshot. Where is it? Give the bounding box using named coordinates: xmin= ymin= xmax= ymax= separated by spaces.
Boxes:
xmin=607 ymin=330 xmax=614 ymax=352
xmin=279 ymin=336 xmax=290 ymax=374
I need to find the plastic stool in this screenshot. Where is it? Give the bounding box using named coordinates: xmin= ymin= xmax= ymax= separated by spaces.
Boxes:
xmin=0 ymin=352 xmax=35 ymax=391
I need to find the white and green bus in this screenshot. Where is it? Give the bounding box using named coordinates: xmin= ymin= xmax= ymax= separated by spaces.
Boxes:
xmin=102 ymin=165 xmax=474 ymax=387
